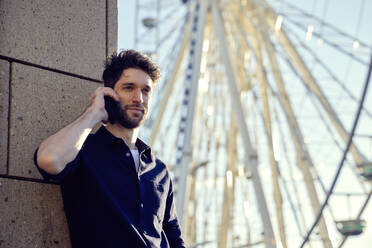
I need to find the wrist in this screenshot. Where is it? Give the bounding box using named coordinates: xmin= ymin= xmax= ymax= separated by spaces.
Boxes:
xmin=83 ymin=106 xmax=105 ymax=125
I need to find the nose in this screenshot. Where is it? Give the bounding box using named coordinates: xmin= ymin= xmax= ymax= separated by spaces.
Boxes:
xmin=132 ymin=89 xmax=143 ymax=103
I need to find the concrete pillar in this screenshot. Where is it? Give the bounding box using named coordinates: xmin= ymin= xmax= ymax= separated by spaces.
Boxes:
xmin=0 ymin=1 xmax=117 ymax=247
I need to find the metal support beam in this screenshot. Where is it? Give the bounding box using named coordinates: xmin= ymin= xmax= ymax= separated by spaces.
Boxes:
xmin=149 ymin=13 xmax=192 ymax=147
xmin=226 ymin=4 xmax=287 ymax=247
xmin=259 ymin=0 xmax=368 ymax=166
xmin=256 ymin=32 xmax=288 ymax=248
xmin=218 ymin=114 xmax=237 ymax=248
xmin=227 ymin=4 xmax=294 ymax=247
xmin=211 ymin=1 xmax=276 ymax=247
xmin=228 ymin=1 xmax=333 ymax=246
xmin=234 ymin=1 xmax=333 ymax=246
xmin=175 ymin=0 xmax=208 ymax=228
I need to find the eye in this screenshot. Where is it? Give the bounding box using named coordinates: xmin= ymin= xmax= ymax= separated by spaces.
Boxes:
xmin=142 ymin=88 xmax=151 ymax=94
xmin=123 ymin=85 xmax=133 ymax=91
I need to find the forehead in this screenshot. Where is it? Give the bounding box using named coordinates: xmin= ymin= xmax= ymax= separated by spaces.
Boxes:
xmin=117 ymin=68 xmax=153 ymax=87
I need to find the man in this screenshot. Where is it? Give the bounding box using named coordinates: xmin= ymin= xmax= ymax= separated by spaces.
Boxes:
xmin=34 ymin=50 xmax=186 ymax=248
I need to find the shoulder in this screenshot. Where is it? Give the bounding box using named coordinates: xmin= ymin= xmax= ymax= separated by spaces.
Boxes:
xmin=154 ymin=157 xmax=167 ymax=171
xmin=82 ymin=126 xmax=116 ymax=150
xmin=154 ymin=156 xmax=173 ymax=176
xmin=81 ymin=130 xmax=103 ymax=150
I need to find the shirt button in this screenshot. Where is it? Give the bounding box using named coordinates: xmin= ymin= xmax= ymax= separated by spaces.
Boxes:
xmin=125 ymin=152 xmax=130 ymax=157
xmin=140 ymin=203 xmax=144 ymax=208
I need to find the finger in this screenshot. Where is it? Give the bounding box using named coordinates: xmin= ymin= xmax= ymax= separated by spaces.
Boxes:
xmin=89 ymin=93 xmax=95 ymax=104
xmin=101 ymin=87 xmax=120 ymax=101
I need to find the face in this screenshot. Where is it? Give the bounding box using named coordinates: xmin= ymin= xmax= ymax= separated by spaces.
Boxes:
xmin=113 ymin=68 xmax=153 ymax=129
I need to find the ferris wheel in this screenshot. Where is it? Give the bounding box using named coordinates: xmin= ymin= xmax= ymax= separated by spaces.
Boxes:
xmin=130 ymin=0 xmax=372 ymax=247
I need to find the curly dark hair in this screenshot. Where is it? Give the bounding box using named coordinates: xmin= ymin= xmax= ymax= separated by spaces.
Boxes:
xmin=102 ymin=50 xmax=161 ymax=88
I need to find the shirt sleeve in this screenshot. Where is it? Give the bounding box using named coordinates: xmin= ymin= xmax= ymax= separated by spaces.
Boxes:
xmin=33 ymin=147 xmax=80 ymax=183
xmin=162 ymin=177 xmax=186 ymax=248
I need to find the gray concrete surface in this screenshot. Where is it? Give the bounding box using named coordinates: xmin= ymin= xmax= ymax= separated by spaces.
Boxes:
xmin=8 ymin=64 xmax=101 ymax=178
xmin=0 ymin=0 xmax=117 ymax=246
xmin=0 ymin=178 xmax=70 ymax=247
xmin=107 ymin=0 xmax=118 ymax=57
xmin=0 ymin=0 xmax=106 ymax=79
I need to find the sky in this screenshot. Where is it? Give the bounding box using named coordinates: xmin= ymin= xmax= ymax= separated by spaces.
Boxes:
xmin=118 ymin=0 xmax=136 ymax=50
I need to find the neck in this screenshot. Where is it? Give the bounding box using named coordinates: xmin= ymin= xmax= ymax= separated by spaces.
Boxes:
xmin=105 ymin=123 xmax=139 ymax=149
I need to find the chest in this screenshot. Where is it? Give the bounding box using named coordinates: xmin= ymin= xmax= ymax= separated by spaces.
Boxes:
xmin=75 ymin=146 xmax=169 ymax=219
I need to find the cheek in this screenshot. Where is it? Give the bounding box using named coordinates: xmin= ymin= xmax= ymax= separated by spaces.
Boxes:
xmin=117 ymin=94 xmax=130 ymax=104
xmin=144 ymin=97 xmax=151 ymax=107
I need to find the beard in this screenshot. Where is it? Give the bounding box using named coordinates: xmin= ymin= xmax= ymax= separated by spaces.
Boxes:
xmin=116 ymin=104 xmax=146 ymax=129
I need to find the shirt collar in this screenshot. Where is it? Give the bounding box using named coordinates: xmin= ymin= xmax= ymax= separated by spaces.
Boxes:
xmin=95 ymin=126 xmax=153 ymax=160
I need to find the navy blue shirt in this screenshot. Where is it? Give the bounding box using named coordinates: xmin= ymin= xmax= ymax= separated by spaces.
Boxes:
xmin=34 ymin=126 xmax=185 ymax=248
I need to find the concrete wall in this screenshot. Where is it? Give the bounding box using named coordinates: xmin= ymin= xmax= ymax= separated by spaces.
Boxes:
xmin=0 ymin=1 xmax=117 ymax=247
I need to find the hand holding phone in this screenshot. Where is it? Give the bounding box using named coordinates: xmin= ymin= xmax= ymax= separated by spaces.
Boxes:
xmin=104 ymin=96 xmax=121 ymax=124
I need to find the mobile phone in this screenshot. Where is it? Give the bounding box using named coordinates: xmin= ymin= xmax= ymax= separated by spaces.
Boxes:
xmin=104 ymin=96 xmax=121 ymax=124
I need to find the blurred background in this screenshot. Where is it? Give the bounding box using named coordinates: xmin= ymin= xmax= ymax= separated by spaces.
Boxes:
xmin=0 ymin=0 xmax=371 ymax=247
xmin=118 ymin=0 xmax=372 ymax=247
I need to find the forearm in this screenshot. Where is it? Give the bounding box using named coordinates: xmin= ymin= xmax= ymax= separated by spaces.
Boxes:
xmin=37 ymin=107 xmax=102 ymax=174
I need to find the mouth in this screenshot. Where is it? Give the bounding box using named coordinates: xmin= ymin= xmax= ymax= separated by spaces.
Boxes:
xmin=127 ymin=107 xmax=144 ymax=114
